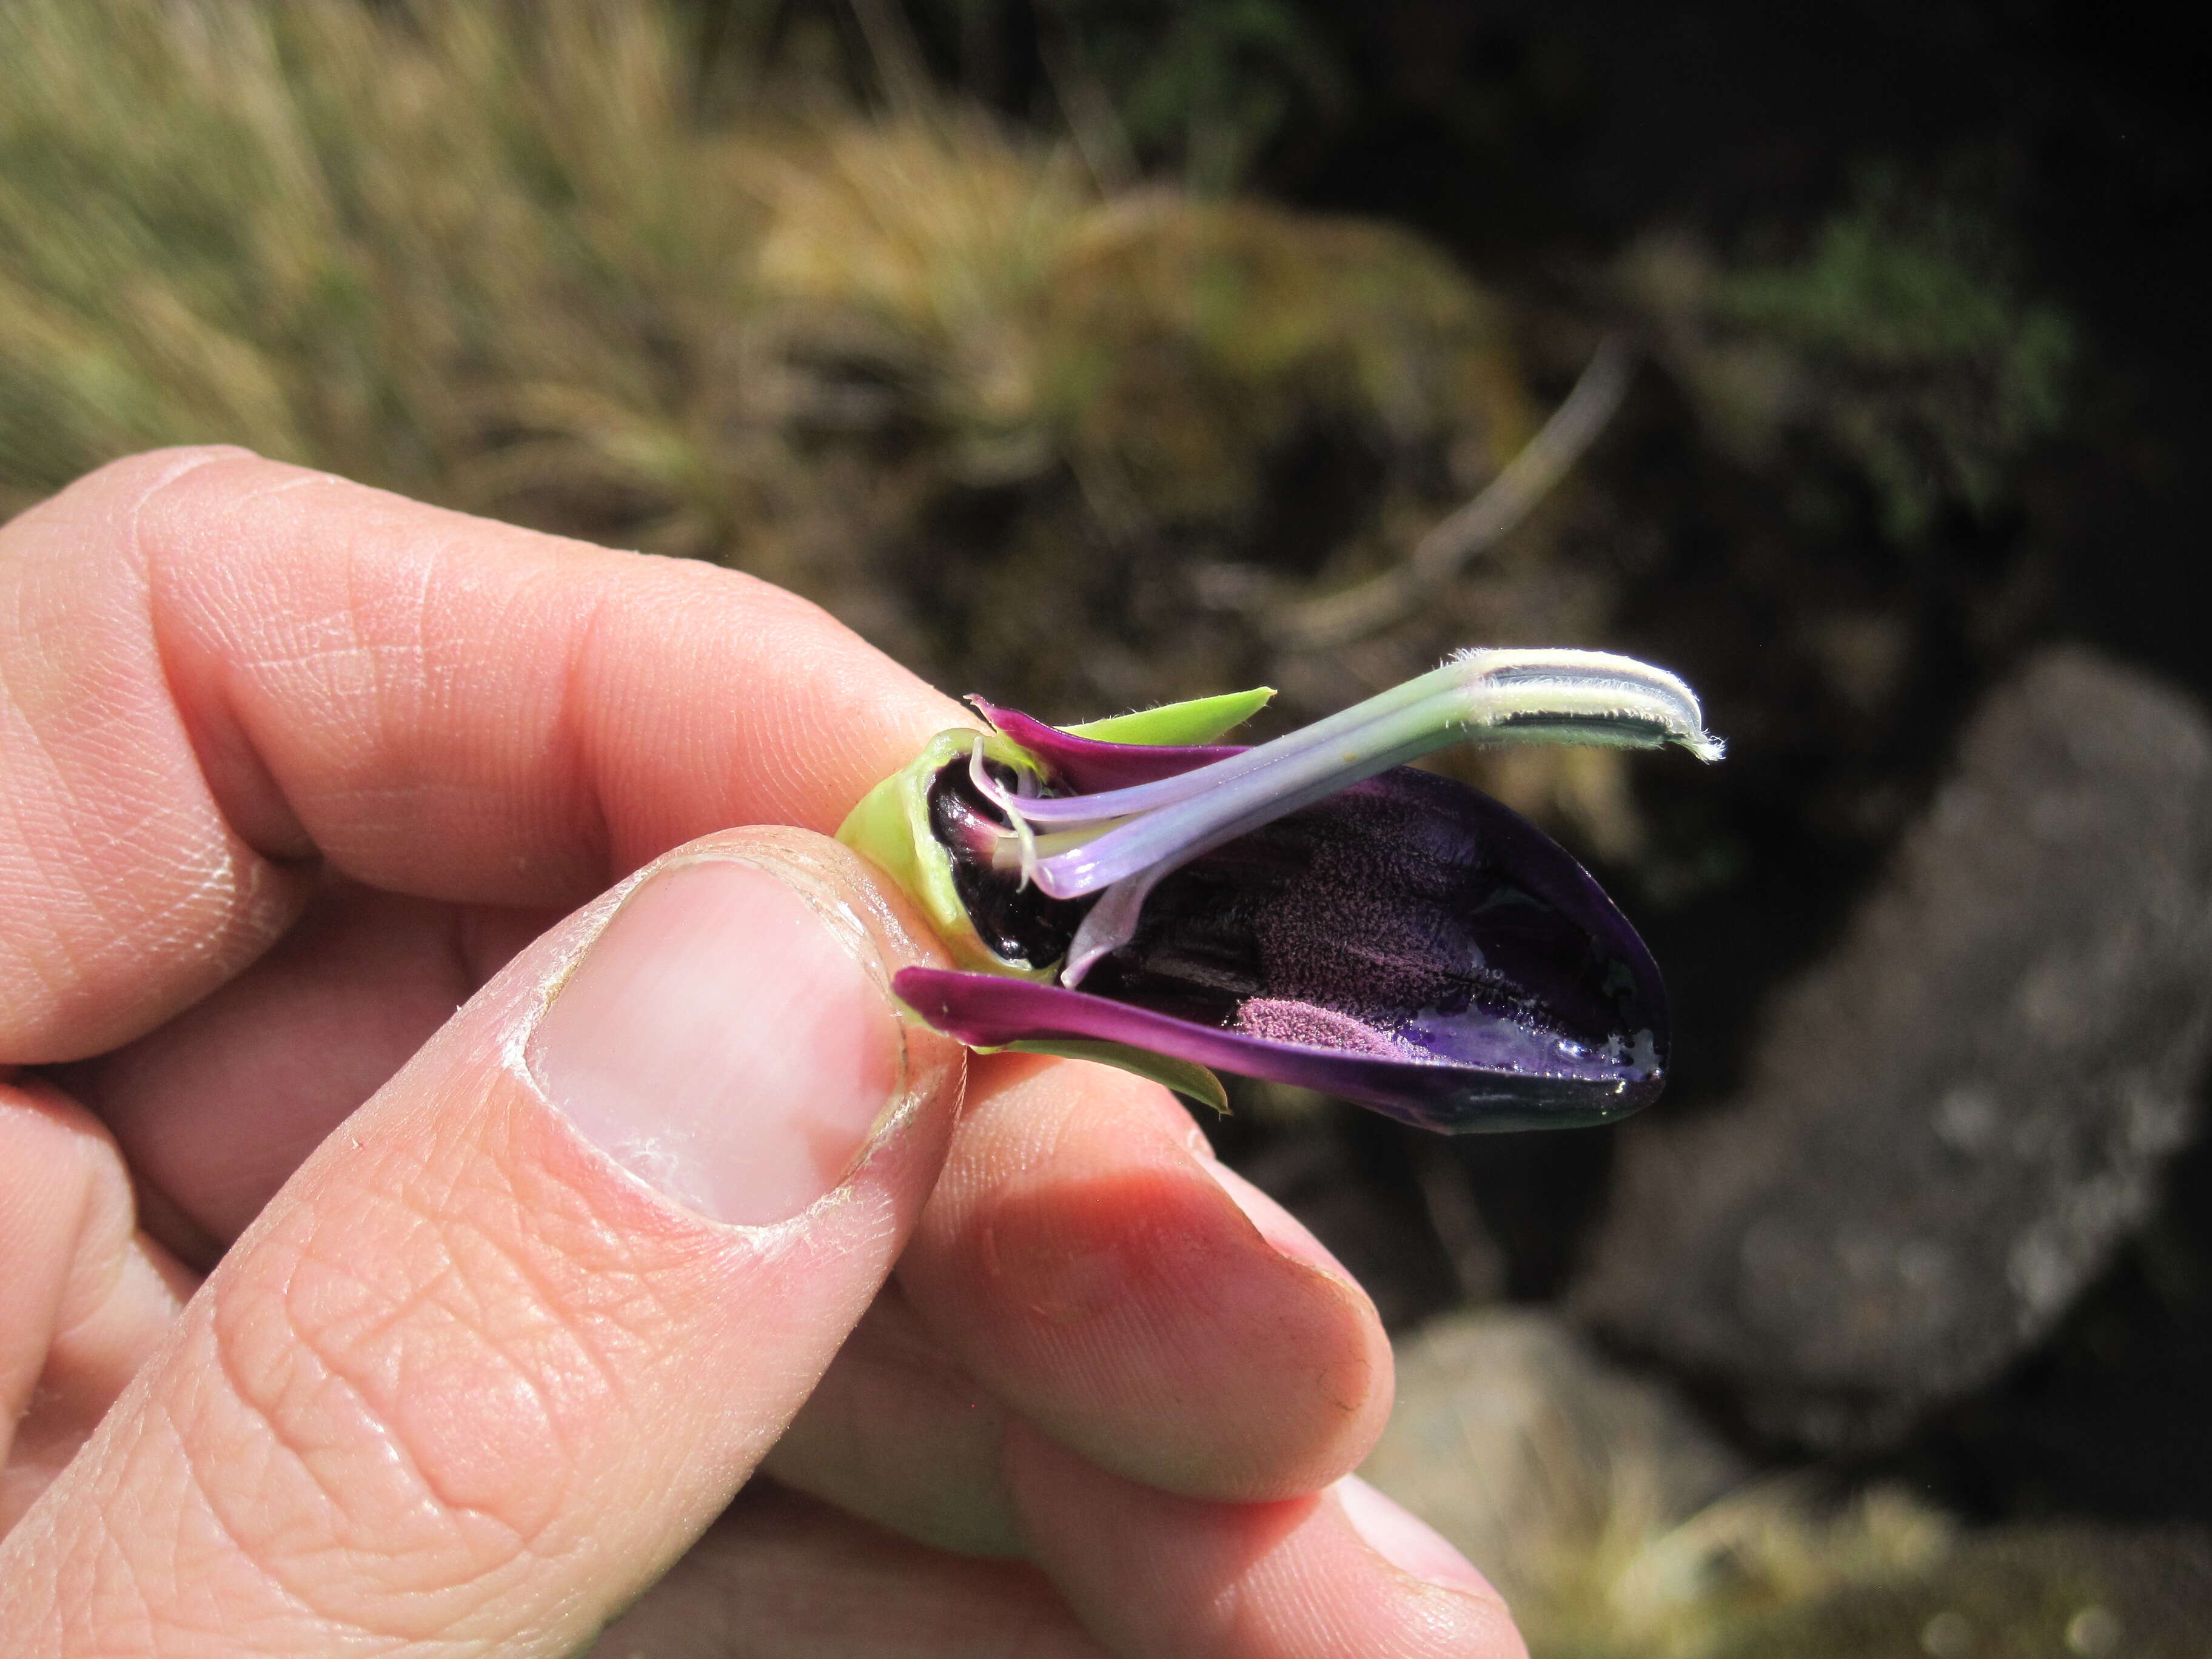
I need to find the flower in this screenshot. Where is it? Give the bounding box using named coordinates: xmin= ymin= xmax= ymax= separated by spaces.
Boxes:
xmin=838 ymin=650 xmax=1721 ymax=1131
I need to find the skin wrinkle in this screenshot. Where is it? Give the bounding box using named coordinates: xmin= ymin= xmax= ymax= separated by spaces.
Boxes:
xmin=355 ymin=1314 xmax=568 ymax=1564
xmin=77 ymin=813 xmax=271 ymax=990
xmin=198 ymin=1261 xmax=560 ymax=1642
xmin=347 ymin=532 xmax=421 ymax=816
xmin=0 ymin=920 xmax=69 ymax=1042
xmin=151 ymin=500 xmax=410 ymax=887
xmin=360 ymin=1206 xmax=638 ymax=1526
xmin=390 ymin=540 xmax=528 ymax=831
xmin=36 ymin=839 xmax=282 ymax=1064
xmin=39 ymin=1128 xmax=141 ymax=1360
xmin=209 ymin=1302 xmax=460 ymax=1574
xmin=72 ymin=1492 xmax=161 ymax=1658
xmin=440 ymin=1168 xmax=663 ymax=1389
xmin=1 ymin=717 xmax=96 ymax=1017
xmin=132 ymin=446 xmax=306 ymax=944
xmin=216 ymin=1258 xmax=477 ymax=1543
xmin=470 ymin=583 xmax=568 ymax=882
xmin=396 ymin=529 xmax=446 ymax=742
xmin=163 ymin=1070 xmax=716 ymax=1627
xmin=149 ymin=1389 xmax=342 ymax=1638
xmin=547 ymin=576 xmax=623 ymax=889
xmin=0 ymin=1107 xmax=92 ymax=1469
xmin=216 ymin=467 xmax=334 ymax=508
xmin=0 ymin=459 xmax=315 ymax=1060
xmin=401 ymin=1203 xmax=648 ymax=1446
xmin=146 ymin=1399 xmax=511 ymax=1658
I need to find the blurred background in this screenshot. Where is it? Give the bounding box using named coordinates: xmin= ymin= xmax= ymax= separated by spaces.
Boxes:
xmin=4 ymin=1 xmax=2208 ymax=1650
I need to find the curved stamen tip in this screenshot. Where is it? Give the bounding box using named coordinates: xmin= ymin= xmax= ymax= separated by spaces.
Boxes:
xmin=1450 ymin=646 xmax=1724 ymax=762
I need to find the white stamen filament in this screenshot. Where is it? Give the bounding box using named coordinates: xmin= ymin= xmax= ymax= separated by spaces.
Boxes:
xmin=968 ymin=736 xmax=1043 ymax=888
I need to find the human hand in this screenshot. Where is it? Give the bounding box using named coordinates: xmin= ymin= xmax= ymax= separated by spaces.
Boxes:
xmin=0 ymin=449 xmax=1523 ymax=1657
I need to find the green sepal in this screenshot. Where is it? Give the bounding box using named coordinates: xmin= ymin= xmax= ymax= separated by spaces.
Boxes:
xmin=836 ymin=728 xmax=1057 ymax=977
xmin=1064 ymin=686 xmax=1274 ymax=746
xmin=996 ymin=1039 xmax=1230 ymax=1114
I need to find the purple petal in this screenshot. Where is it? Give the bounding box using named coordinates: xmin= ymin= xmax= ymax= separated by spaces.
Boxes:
xmin=896 ymin=967 xmax=1652 ymax=1131
xmin=968 ymin=697 xmax=1240 ymax=792
xmin=896 ymin=766 xmax=1667 ymax=1133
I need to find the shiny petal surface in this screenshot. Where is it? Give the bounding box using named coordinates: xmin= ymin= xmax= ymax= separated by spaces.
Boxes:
xmin=896 ymin=967 xmax=1643 ymax=1130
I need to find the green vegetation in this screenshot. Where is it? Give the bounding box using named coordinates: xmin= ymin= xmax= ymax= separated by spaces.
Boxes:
xmin=1715 ymin=165 xmax=2075 ymax=540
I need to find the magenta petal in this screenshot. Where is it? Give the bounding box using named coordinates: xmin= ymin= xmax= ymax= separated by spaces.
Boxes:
xmin=968 ymin=697 xmax=1240 ymax=791
xmin=895 ymin=967 xmax=1654 ymax=1131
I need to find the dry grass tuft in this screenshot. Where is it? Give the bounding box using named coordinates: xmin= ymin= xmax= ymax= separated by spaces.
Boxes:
xmin=0 ymin=1 xmax=756 ymax=529
xmin=0 ymin=1 xmax=1532 ymax=685
xmin=1518 ymin=1476 xmax=1954 ymax=1659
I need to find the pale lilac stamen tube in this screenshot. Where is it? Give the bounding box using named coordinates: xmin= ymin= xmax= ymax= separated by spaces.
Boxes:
xmin=1009 ymin=649 xmax=1721 ymax=903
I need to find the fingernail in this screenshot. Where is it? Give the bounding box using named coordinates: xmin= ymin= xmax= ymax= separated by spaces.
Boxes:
xmin=1338 ymin=1475 xmax=1499 ymax=1598
xmin=528 ymin=856 xmax=902 ymax=1227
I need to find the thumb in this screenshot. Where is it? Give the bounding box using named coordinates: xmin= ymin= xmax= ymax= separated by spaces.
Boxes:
xmin=0 ymin=830 xmax=965 ymax=1658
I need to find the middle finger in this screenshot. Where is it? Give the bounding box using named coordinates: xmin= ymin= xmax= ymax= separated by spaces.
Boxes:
xmin=896 ymin=1054 xmax=1393 ymax=1506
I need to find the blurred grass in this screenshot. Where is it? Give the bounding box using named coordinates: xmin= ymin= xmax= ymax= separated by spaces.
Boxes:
xmin=0 ymin=0 xmax=758 ymax=528
xmin=0 ymin=0 xmax=1533 ymax=717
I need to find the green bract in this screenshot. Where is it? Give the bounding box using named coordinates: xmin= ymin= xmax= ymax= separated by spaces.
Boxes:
xmin=1060 ymin=685 xmax=1275 ymax=745
xmin=837 ymin=727 xmax=1049 ymax=977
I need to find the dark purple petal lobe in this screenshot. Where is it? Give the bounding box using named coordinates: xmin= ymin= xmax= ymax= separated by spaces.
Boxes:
xmin=895 ymin=760 xmax=1667 ymax=1131
xmin=1090 ymin=769 xmax=1662 ymax=1099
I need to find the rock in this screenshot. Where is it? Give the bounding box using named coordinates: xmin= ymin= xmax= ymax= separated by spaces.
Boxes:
xmin=1575 ymin=646 xmax=2212 ymax=1449
xmin=1358 ymin=1307 xmax=1744 ymax=1593
xmin=1366 ymin=1315 xmax=2211 ymax=1657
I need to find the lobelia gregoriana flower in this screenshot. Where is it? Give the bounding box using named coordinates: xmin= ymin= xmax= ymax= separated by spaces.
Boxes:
xmin=837 ymin=649 xmax=1721 ymax=1131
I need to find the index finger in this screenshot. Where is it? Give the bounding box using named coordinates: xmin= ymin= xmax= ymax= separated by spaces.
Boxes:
xmin=0 ymin=447 xmax=962 ymax=1062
